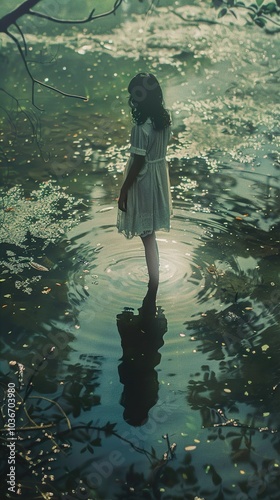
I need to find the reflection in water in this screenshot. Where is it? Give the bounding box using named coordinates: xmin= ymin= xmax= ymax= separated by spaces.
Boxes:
xmin=117 ymin=306 xmax=167 ymax=427
xmin=1 ymin=0 xmax=280 ymax=497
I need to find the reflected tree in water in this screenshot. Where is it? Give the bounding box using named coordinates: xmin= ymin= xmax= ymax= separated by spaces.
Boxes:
xmin=0 ymin=350 xmax=104 ymax=498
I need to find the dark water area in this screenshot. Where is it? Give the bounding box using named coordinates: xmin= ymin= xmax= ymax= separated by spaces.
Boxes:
xmin=0 ymin=1 xmax=280 ymax=499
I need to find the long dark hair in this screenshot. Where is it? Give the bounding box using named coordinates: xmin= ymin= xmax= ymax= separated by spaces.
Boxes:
xmin=128 ymin=73 xmax=171 ymax=131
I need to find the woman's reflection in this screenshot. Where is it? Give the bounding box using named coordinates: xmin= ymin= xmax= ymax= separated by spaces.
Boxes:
xmin=117 ymin=306 xmax=167 ymax=427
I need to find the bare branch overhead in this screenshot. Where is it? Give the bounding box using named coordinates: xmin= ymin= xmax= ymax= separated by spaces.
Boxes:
xmin=29 ymin=0 xmax=123 ymax=24
xmin=0 ymin=0 xmax=124 ymax=106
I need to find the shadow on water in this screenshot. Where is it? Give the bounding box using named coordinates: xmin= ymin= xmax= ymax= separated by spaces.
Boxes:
xmin=117 ymin=306 xmax=167 ymax=427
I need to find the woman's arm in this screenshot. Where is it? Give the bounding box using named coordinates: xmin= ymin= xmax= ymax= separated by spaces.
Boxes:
xmin=118 ymin=154 xmax=145 ymax=212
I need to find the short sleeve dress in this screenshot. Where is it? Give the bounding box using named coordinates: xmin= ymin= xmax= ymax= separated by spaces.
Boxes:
xmin=117 ymin=119 xmax=172 ymax=239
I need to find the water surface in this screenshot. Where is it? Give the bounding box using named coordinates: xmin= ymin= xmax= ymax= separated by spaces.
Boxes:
xmin=0 ymin=1 xmax=280 ymax=499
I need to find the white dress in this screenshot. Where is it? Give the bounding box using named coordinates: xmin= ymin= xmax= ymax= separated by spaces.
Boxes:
xmin=117 ymin=119 xmax=172 ymax=239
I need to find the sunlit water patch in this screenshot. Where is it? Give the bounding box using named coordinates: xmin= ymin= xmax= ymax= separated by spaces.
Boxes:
xmin=65 ymin=206 xmax=206 ymax=337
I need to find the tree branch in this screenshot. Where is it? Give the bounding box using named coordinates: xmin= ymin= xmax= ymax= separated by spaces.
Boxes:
xmin=0 ymin=87 xmax=36 ymax=136
xmin=6 ymin=29 xmax=88 ymax=109
xmin=0 ymin=0 xmax=42 ymax=32
xmin=59 ymin=424 xmax=157 ymax=461
xmin=261 ymin=13 xmax=280 ymax=27
xmin=169 ymin=7 xmax=219 ymax=25
xmin=14 ymin=21 xmax=28 ymax=55
xmin=0 ymin=0 xmax=124 ymax=108
xmin=29 ymin=0 xmax=123 ymax=24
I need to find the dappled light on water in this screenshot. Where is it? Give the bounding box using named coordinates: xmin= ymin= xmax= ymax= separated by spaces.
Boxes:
xmin=0 ymin=0 xmax=280 ymax=498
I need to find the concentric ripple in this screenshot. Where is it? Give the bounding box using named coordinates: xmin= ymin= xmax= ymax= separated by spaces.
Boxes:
xmin=65 ymin=207 xmax=218 ymax=332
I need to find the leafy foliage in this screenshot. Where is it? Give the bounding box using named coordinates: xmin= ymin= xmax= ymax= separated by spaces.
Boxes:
xmin=212 ymin=0 xmax=280 ymax=28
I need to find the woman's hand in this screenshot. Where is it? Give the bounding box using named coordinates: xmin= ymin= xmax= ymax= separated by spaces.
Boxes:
xmin=118 ymin=154 xmax=145 ymax=212
xmin=118 ymin=188 xmax=128 ymax=212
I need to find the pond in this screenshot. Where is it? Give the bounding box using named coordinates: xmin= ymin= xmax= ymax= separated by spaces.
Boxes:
xmin=0 ymin=1 xmax=280 ymax=499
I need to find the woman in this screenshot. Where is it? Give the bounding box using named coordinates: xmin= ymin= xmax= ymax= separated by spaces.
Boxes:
xmin=117 ymin=73 xmax=172 ymax=313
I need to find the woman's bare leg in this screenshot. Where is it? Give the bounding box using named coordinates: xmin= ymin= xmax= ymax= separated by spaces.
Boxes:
xmin=140 ymin=232 xmax=159 ymax=305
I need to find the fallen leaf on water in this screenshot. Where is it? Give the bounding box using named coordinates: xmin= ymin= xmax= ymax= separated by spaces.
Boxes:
xmin=207 ymin=264 xmax=217 ymax=274
xmin=98 ymin=206 xmax=114 ymax=213
xmin=261 ymin=344 xmax=269 ymax=352
xmin=30 ymin=262 xmax=49 ymax=272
